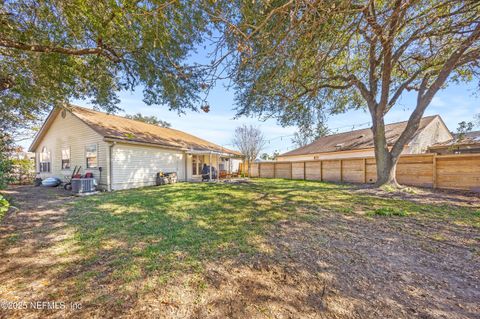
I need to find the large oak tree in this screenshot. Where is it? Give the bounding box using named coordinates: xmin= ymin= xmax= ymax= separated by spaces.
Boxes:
xmin=214 ymin=0 xmax=480 ymax=186
xmin=0 ymin=0 xmax=211 ymax=131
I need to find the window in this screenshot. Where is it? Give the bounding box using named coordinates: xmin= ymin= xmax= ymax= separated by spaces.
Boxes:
xmin=85 ymin=144 xmax=98 ymax=168
xmin=192 ymin=155 xmax=204 ymax=175
xmin=61 ymin=147 xmax=71 ymax=169
xmin=39 ymin=147 xmax=51 ymax=172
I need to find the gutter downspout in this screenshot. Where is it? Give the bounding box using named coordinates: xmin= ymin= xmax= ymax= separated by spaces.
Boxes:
xmin=108 ymin=142 xmax=116 ymax=191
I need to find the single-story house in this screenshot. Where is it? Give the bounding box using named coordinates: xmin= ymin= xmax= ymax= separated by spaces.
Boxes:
xmin=277 ymin=115 xmax=452 ymax=161
xmin=29 ymin=105 xmax=242 ymax=190
xmin=428 ymin=130 xmax=480 ymax=155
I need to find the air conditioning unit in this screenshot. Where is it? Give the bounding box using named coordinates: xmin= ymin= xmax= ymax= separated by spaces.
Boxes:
xmin=71 ymin=178 xmax=96 ymax=194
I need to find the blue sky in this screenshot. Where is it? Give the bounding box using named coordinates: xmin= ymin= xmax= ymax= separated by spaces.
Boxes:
xmin=64 ymin=80 xmax=479 ymax=155
xmin=21 ymin=79 xmax=479 ymax=154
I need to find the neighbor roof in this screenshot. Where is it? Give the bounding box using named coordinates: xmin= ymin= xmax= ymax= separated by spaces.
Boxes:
xmin=429 ymin=130 xmax=480 ymax=149
xmin=281 ymin=115 xmax=441 ymax=157
xmin=30 ymin=105 xmax=241 ymax=156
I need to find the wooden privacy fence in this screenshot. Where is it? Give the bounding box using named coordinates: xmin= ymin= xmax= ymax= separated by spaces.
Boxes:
xmin=249 ymin=154 xmax=480 ymax=192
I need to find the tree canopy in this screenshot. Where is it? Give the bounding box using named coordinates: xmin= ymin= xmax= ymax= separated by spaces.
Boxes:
xmin=125 ymin=113 xmax=171 ymax=127
xmin=0 ymin=0 xmax=212 ymax=131
xmin=213 ymin=0 xmax=480 ymax=185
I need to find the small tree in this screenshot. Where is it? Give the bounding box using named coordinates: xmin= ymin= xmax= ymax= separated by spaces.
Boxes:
xmin=125 ymin=113 xmax=171 ymax=127
xmin=292 ymin=120 xmax=330 ymax=148
xmin=456 ymin=121 xmax=474 ymax=140
xmin=260 ymin=150 xmax=280 ymax=160
xmin=232 ymin=125 xmax=266 ymax=176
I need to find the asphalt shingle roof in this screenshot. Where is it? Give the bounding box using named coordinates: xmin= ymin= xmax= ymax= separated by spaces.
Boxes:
xmin=69 ymin=105 xmax=241 ymax=155
xmin=281 ymin=116 xmax=439 ymax=156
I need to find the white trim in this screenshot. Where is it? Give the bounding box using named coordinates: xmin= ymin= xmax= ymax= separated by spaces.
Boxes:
xmin=28 ymin=108 xmax=60 ymax=152
xmin=85 ymin=143 xmax=98 ymax=168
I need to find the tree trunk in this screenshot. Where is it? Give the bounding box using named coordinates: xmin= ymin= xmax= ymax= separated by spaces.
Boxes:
xmin=375 ymin=152 xmax=400 ymax=186
xmin=372 ymin=116 xmax=400 ymax=187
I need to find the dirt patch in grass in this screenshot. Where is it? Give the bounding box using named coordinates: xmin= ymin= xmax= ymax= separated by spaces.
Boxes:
xmin=354 ymin=184 xmax=480 ymax=208
xmin=1 ymin=181 xmax=479 ymax=318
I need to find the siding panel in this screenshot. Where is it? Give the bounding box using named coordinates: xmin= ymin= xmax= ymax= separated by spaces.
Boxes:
xmin=112 ymin=144 xmax=185 ymax=190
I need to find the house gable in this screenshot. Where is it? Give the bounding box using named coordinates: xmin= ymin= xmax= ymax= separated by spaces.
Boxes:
xmin=407 ymin=115 xmax=453 ymax=154
xmin=29 ymin=108 xmax=108 ymax=187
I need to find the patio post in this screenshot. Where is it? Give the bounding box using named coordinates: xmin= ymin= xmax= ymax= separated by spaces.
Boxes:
xmin=209 ymin=152 xmax=212 ymax=181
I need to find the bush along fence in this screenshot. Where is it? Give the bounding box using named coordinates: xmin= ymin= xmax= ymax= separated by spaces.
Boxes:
xmin=8 ymin=159 xmax=35 ymax=185
xmin=248 ymin=154 xmax=480 ymax=192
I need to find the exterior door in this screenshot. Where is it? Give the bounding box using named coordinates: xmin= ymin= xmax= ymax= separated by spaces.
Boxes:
xmin=192 ymin=155 xmax=204 ymax=176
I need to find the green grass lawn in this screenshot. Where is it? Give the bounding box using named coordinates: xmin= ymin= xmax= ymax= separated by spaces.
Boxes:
xmin=66 ymin=179 xmax=479 ymax=289
xmin=2 ymin=179 xmax=480 ymax=318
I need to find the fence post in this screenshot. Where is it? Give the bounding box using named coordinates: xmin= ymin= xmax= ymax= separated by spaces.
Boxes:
xmin=290 ymin=162 xmax=293 ymax=179
xmin=340 ymin=159 xmax=343 ymax=182
xmin=273 ymin=162 xmax=276 ymax=178
xmin=259 ymin=163 xmax=262 ymax=178
xmin=320 ymin=161 xmax=323 ymax=181
xmin=363 ymin=158 xmax=367 ymax=184
xmin=303 ymin=162 xmax=306 ymax=180
xmin=432 ymin=154 xmax=437 ymax=189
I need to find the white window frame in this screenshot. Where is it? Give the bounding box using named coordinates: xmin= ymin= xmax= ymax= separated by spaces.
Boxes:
xmin=85 ymin=144 xmax=98 ymax=168
xmin=61 ymin=147 xmax=71 ymax=170
xmin=39 ymin=146 xmax=51 ymax=172
xmin=192 ymin=155 xmax=204 ymax=176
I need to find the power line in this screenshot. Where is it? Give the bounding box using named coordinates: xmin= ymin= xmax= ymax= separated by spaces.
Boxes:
xmin=262 ymin=121 xmax=372 ymax=144
xmin=225 ymin=120 xmax=373 ymax=153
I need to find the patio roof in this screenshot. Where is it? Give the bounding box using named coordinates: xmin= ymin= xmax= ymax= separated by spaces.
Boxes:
xmin=186 ymin=149 xmax=243 ymax=157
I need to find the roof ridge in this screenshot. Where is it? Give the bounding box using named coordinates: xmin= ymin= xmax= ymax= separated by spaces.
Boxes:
xmin=318 ymin=114 xmax=439 ymax=139
xmin=68 ymin=104 xmax=177 ymax=132
xmin=280 ymin=115 xmax=441 ymax=157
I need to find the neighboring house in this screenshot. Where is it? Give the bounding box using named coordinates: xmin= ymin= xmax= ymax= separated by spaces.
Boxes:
xmin=29 ymin=105 xmax=242 ymax=190
xmin=9 ymin=149 xmax=35 ymax=161
xmin=428 ymin=131 xmax=480 ymax=155
xmin=277 ymin=115 xmax=452 ymax=161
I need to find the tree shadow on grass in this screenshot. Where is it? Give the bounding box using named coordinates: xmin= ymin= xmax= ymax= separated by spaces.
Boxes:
xmin=2 ymin=181 xmax=479 ymax=318
xmin=50 ymin=181 xmax=317 ymax=316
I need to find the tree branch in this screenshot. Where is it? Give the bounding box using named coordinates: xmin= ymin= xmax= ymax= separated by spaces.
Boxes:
xmin=390 ymin=22 xmax=480 ymax=157
xmin=0 ymin=38 xmax=121 ymax=62
xmin=386 ymin=69 xmax=423 ymax=112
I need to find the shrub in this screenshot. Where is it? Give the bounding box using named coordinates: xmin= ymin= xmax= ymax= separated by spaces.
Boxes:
xmin=9 ymin=159 xmax=35 ymax=185
xmin=0 ymin=195 xmax=9 ymax=220
xmin=0 ymin=134 xmax=14 ymax=189
xmin=0 ymin=156 xmax=13 ymax=189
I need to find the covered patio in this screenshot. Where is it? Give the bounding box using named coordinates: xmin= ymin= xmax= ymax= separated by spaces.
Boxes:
xmin=186 ymin=149 xmax=243 ymax=182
